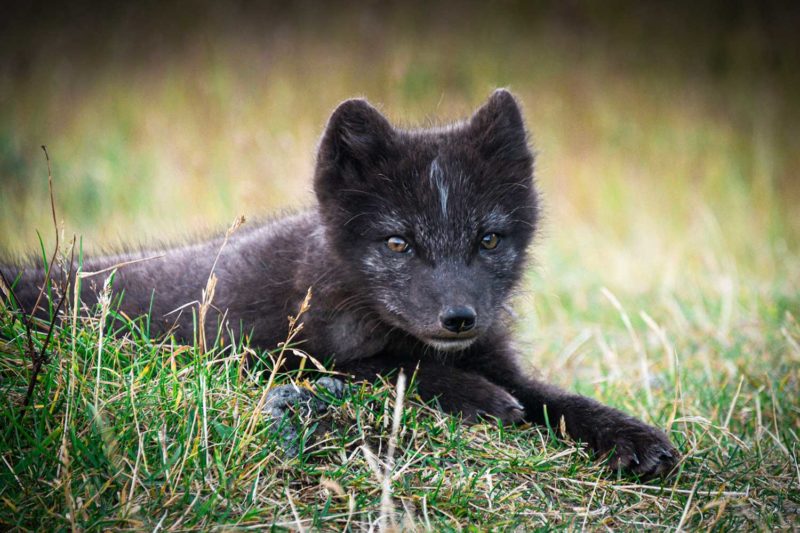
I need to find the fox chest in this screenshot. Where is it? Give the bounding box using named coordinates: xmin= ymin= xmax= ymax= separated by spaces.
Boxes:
xmin=310 ymin=309 xmax=389 ymax=363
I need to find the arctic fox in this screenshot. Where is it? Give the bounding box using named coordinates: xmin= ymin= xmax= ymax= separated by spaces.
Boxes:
xmin=3 ymin=90 xmax=678 ymax=477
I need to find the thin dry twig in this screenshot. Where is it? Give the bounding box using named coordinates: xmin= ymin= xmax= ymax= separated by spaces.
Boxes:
xmin=79 ymin=255 xmax=166 ymax=279
xmin=28 ymin=145 xmax=61 ymax=318
xmin=14 ymin=147 xmax=77 ymax=418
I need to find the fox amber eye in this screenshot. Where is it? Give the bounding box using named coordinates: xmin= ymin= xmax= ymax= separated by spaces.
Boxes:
xmin=480 ymin=233 xmax=500 ymax=250
xmin=386 ymin=236 xmax=410 ymax=253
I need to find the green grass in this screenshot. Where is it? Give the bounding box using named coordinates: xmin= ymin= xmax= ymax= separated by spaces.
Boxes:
xmin=1 ymin=3 xmax=799 ymax=530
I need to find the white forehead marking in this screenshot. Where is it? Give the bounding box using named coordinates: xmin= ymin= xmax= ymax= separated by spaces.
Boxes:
xmin=429 ymin=157 xmax=448 ymax=218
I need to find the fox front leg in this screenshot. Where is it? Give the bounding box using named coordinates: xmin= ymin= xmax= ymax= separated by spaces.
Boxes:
xmin=338 ymin=355 xmax=526 ymax=425
xmin=460 ymin=341 xmax=680 ymax=478
xmin=412 ymin=365 xmax=527 ymax=424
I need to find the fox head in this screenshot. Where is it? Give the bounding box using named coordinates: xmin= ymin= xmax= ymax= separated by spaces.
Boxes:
xmin=314 ymin=89 xmax=538 ymax=351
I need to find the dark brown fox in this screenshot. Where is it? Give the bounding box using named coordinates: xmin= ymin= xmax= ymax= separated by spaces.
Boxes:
xmin=2 ymin=90 xmax=678 ymax=477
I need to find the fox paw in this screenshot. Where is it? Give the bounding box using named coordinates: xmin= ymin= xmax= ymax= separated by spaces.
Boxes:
xmin=598 ymin=418 xmax=679 ymax=479
xmin=263 ymin=377 xmax=346 ymax=456
xmin=462 ymin=387 xmax=526 ymax=425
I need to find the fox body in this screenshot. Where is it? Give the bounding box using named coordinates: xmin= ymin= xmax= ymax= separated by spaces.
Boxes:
xmin=3 ymin=90 xmax=678 ymax=477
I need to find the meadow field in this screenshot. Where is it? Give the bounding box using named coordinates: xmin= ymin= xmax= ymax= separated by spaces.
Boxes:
xmin=0 ymin=3 xmax=798 ymax=529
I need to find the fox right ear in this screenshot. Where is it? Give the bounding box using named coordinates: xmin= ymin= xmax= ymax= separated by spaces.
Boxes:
xmin=469 ymin=89 xmax=530 ymax=163
xmin=315 ymin=98 xmax=396 ymax=184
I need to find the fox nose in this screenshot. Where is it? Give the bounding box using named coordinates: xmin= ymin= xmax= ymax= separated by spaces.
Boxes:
xmin=440 ymin=306 xmax=477 ymax=333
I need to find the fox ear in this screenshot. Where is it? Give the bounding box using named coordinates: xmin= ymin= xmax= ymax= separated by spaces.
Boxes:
xmin=469 ymin=89 xmax=530 ymax=162
xmin=315 ymin=98 xmax=396 ymax=188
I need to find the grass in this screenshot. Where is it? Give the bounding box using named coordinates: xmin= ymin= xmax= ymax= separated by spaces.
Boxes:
xmin=1 ymin=2 xmax=799 ymax=530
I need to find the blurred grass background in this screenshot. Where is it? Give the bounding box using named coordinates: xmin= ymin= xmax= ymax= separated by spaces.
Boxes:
xmin=2 ymin=2 xmax=798 ymax=263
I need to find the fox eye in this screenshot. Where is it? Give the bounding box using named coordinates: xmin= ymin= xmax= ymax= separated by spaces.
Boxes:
xmin=386 ymin=236 xmax=411 ymax=253
xmin=480 ymin=233 xmax=500 ymax=250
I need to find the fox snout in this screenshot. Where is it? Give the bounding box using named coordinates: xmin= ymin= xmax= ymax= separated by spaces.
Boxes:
xmin=419 ymin=304 xmax=482 ymax=351
xmin=439 ymin=306 xmax=477 ymax=334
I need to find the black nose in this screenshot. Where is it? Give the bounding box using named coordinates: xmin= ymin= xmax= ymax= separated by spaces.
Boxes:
xmin=440 ymin=306 xmax=477 ymax=333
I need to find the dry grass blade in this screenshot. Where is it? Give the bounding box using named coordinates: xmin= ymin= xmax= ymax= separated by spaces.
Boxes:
xmin=380 ymin=371 xmax=407 ymax=532
xmin=239 ymin=286 xmax=313 ymax=454
xmin=197 ymin=215 xmax=245 ymax=354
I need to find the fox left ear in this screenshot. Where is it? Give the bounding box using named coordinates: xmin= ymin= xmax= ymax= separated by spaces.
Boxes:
xmin=316 ymin=98 xmax=396 ymax=179
xmin=314 ymin=98 xmax=398 ymax=210
xmin=470 ymin=89 xmax=531 ymax=162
